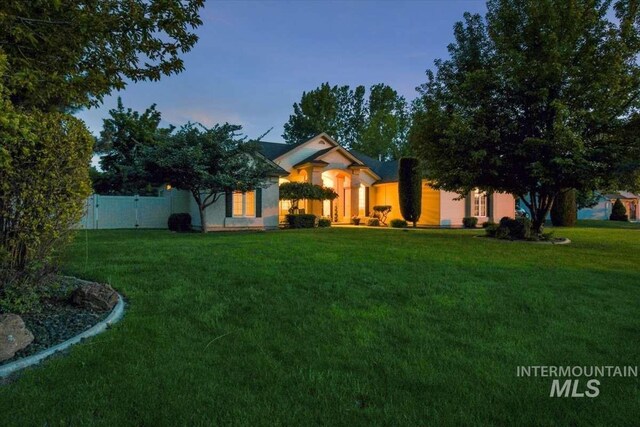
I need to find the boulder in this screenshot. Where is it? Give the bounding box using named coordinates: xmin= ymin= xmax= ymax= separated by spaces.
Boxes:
xmin=0 ymin=314 xmax=34 ymax=362
xmin=71 ymin=283 xmax=118 ymax=312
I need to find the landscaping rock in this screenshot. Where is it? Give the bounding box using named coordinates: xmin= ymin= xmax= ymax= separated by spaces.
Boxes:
xmin=71 ymin=283 xmax=118 ymax=312
xmin=0 ymin=314 xmax=34 ymax=362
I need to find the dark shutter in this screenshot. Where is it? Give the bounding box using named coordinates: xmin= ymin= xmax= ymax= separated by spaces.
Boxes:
xmin=365 ymin=187 xmax=370 ymax=216
xmin=256 ymin=188 xmax=262 ymax=217
xmin=465 ymin=191 xmax=472 ymax=217
xmin=225 ymin=192 xmax=233 ymax=218
xmin=487 ymin=193 xmax=493 ymax=220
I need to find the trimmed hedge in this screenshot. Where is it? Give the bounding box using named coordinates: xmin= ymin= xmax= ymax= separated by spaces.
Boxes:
xmin=462 ymin=217 xmax=478 ymax=228
xmin=318 ymin=218 xmax=331 ymax=228
xmin=168 ymin=213 xmax=192 ymax=232
xmin=490 ymin=216 xmax=532 ymax=240
xmin=610 ymin=199 xmax=628 ymax=221
xmin=550 ymin=189 xmax=577 ymax=226
xmin=286 ymin=214 xmax=317 ymax=228
xmin=398 ymin=157 xmax=422 ymax=227
xmin=390 ymin=219 xmax=408 ymax=228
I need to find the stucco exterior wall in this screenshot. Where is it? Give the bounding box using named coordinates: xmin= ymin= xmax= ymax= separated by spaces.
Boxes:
xmin=188 ymin=180 xmax=279 ymax=230
xmin=578 ymin=198 xmax=610 ymax=220
xmin=440 ymin=191 xmax=466 ymax=227
xmin=420 ymin=182 xmax=440 ymax=225
xmin=371 ymin=183 xmax=401 ymax=222
xmin=491 ymin=192 xmax=516 ymax=222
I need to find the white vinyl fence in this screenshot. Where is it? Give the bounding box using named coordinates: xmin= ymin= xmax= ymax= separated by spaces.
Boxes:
xmin=78 ymin=191 xmax=191 ymax=229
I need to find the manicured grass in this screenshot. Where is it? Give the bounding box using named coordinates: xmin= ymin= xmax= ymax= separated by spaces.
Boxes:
xmin=1 ymin=222 xmax=639 ymax=426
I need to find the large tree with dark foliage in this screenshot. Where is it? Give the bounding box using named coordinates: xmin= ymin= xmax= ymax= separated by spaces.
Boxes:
xmin=283 ymin=83 xmax=411 ymax=160
xmin=410 ymin=0 xmax=640 ymax=233
xmin=398 ymin=157 xmax=422 ymax=227
xmin=1 ymin=0 xmax=204 ymax=110
xmin=0 ymin=1 xmax=203 ymax=308
xmin=93 ymin=98 xmax=172 ymax=195
xmin=144 ymin=124 xmax=273 ymax=233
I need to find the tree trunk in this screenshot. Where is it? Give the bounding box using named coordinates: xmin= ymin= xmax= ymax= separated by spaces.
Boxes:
xmin=198 ymin=204 xmax=207 ymax=234
xmin=413 ymin=220 xmax=417 ymax=228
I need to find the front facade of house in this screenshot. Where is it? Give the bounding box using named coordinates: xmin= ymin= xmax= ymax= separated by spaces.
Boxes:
xmin=190 ymin=133 xmax=516 ymax=230
xmin=578 ymin=191 xmax=639 ymax=221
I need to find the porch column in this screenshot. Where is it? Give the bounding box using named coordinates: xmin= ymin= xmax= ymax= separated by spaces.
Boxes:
xmin=350 ymin=170 xmax=361 ymax=218
xmin=309 ymin=165 xmax=324 ymax=216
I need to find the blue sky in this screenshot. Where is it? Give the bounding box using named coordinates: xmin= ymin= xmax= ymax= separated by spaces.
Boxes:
xmin=76 ymin=0 xmax=487 ymax=143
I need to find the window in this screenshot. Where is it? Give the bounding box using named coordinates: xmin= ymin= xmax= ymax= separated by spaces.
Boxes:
xmin=358 ymin=184 xmax=366 ymax=216
xmin=232 ymin=191 xmax=256 ymax=217
xmin=473 ymin=189 xmax=488 ymax=217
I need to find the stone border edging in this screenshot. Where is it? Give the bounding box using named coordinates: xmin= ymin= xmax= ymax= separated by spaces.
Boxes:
xmin=0 ymin=292 xmax=125 ymax=378
xmin=474 ymin=235 xmax=571 ymax=245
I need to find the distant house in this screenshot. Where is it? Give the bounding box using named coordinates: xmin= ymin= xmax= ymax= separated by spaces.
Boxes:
xmin=578 ymin=191 xmax=639 ymax=221
xmin=188 ymin=133 xmax=515 ymax=230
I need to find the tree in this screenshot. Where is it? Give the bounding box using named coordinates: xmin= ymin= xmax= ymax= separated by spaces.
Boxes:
xmin=410 ymin=1 xmax=640 ymax=234
xmin=398 ymin=157 xmax=422 ymax=227
xmin=550 ymin=189 xmax=577 ymax=227
xmin=278 ymin=182 xmax=338 ymax=214
xmin=610 ymin=198 xmax=628 ymax=221
xmin=94 ymin=98 xmax=172 ymax=195
xmin=353 ymin=84 xmax=411 ymax=160
xmin=1 ymin=0 xmax=204 ymax=110
xmin=283 ymin=83 xmax=411 ymax=160
xmin=283 ymin=83 xmax=365 ymax=148
xmin=144 ymin=123 xmax=273 ymax=232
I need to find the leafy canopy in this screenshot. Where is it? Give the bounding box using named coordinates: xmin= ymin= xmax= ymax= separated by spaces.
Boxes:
xmin=279 ymin=182 xmax=338 ymax=204
xmin=93 ymin=98 xmax=172 ymax=195
xmin=0 ymin=0 xmax=204 ymax=109
xmin=283 ymin=83 xmax=411 ymax=160
xmin=410 ymin=0 xmax=640 ymax=231
xmin=144 ymin=123 xmax=274 ymax=230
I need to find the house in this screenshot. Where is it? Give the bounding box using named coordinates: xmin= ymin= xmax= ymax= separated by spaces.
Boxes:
xmin=578 ymin=191 xmax=639 ymax=221
xmin=189 ymin=133 xmax=516 ymax=230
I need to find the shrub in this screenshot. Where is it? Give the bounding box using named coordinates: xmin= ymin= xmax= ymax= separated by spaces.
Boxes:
xmin=462 ymin=216 xmax=478 ymax=228
xmin=495 ymin=216 xmax=531 ymax=240
xmin=1 ymin=108 xmax=93 ymax=275
xmin=351 ymin=216 xmax=361 ymax=225
xmin=484 ymin=222 xmax=499 ymax=237
xmin=317 ymin=218 xmax=331 ymax=228
xmin=610 ymin=198 xmax=628 ymax=221
xmin=366 ymin=218 xmax=380 ymax=226
xmin=168 ymin=213 xmax=192 ymax=232
xmin=390 ymin=219 xmax=408 ymax=228
xmin=286 ymin=214 xmax=317 ymax=228
xmin=398 ymin=157 xmax=422 ymax=227
xmin=550 ymin=189 xmax=577 ymax=226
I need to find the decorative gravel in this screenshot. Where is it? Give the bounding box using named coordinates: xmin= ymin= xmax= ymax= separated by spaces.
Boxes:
xmin=1 ymin=277 xmax=110 ymax=365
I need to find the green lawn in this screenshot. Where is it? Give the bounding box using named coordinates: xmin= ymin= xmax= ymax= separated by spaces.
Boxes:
xmin=1 ymin=221 xmax=639 ymax=426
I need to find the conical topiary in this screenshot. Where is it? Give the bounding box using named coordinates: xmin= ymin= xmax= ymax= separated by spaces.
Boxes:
xmin=609 ymin=198 xmax=628 ymax=221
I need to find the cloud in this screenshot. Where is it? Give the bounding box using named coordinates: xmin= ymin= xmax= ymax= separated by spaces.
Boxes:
xmin=162 ymin=107 xmax=245 ymax=128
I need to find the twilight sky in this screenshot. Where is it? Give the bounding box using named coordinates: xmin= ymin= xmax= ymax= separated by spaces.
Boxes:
xmin=76 ymin=0 xmax=487 ymax=143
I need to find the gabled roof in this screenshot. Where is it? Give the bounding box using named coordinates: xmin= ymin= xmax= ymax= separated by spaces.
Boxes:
xmin=292 ymin=147 xmax=334 ymax=167
xmin=349 ymin=150 xmax=399 ymax=183
xmin=256 ymin=141 xmax=298 ymax=160
xmin=603 ymin=191 xmax=639 ymax=200
xmin=256 ymin=136 xmax=400 ymax=183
